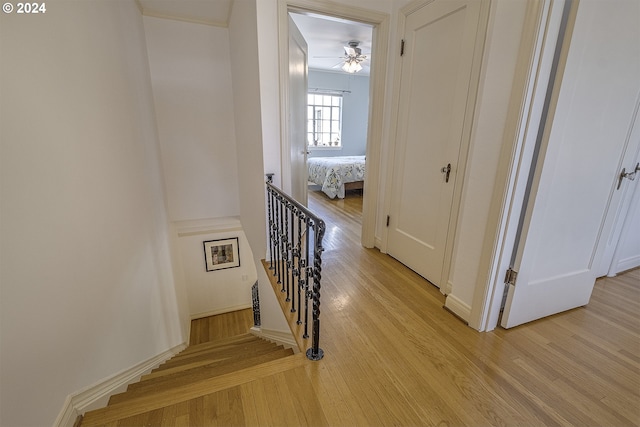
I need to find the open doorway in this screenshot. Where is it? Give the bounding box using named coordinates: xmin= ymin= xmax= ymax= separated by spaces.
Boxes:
xmin=278 ymin=2 xmax=389 ymax=249
xmin=289 ymin=12 xmax=372 ymax=235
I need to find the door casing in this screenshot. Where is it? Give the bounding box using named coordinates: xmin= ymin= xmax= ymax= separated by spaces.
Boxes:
xmin=277 ymin=0 xmax=389 ymax=249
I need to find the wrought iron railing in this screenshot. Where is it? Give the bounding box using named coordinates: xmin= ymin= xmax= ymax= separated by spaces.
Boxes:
xmin=251 ymin=281 xmax=261 ymax=327
xmin=266 ymin=174 xmax=325 ymax=360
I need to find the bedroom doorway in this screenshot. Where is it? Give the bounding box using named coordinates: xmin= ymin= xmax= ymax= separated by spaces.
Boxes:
xmin=278 ymin=2 xmax=389 ymax=248
xmin=289 ymin=12 xmax=371 ymax=215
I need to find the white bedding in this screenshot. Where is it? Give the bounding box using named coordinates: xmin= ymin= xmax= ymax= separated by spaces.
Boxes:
xmin=307 ymin=156 xmax=366 ymax=199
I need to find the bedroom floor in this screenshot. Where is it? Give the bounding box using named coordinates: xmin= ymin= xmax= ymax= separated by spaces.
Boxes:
xmin=308 ymin=187 xmax=363 ymax=236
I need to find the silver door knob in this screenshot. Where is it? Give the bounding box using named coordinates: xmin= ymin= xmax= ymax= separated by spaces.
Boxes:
xmin=618 ymin=162 xmax=639 ymax=190
xmin=441 ymin=163 xmax=451 ymax=183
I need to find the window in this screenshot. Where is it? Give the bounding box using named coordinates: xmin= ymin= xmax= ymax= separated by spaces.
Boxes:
xmin=307 ymin=93 xmax=342 ymax=148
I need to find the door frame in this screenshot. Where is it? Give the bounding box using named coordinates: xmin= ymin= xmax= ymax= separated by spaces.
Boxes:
xmin=381 ymin=0 xmax=491 ymax=295
xmin=277 ymin=0 xmax=389 ymax=248
xmin=467 ymin=0 xmax=572 ymax=331
xmin=286 ymin=14 xmax=309 ymax=205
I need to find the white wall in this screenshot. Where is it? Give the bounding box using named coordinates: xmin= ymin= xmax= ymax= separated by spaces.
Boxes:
xmin=175 ymin=218 xmax=257 ymax=318
xmin=231 ymin=0 xmax=291 ymax=334
xmin=143 ymin=16 xmax=257 ymax=318
xmin=256 ymin=0 xmax=284 ymax=189
xmin=308 ymin=70 xmax=370 ymax=157
xmin=444 ymin=0 xmax=529 ymax=320
xmin=0 ymin=1 xmax=186 ymax=426
xmin=143 ymin=16 xmax=240 ymax=222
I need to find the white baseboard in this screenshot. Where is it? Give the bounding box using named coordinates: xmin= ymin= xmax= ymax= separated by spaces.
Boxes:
xmin=53 ymin=342 xmax=187 ymax=427
xmin=443 ymin=280 xmax=454 ymax=296
xmin=374 ymin=236 xmax=384 ymax=252
xmin=190 ymin=303 xmax=253 ymax=320
xmin=250 ymin=326 xmax=298 ymax=351
xmin=444 ymin=293 xmax=472 ymax=323
xmin=613 ymin=255 xmax=640 ymax=275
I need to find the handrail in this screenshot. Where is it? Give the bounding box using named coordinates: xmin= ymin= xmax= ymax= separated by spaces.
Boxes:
xmin=265 ymin=174 xmax=325 ymax=360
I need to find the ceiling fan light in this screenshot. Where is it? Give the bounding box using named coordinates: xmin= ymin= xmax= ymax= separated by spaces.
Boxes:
xmin=342 ymin=59 xmax=362 ymax=73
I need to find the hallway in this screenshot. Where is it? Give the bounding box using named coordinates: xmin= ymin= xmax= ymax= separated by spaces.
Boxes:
xmin=303 ymin=188 xmax=639 ymax=426
xmin=92 ymin=188 xmax=640 ymax=425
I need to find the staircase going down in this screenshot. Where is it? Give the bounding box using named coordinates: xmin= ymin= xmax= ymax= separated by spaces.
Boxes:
xmin=79 ymin=333 xmax=297 ymax=426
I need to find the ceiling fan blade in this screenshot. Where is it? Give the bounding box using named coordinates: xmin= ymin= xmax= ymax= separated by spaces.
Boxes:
xmin=344 ymin=46 xmax=356 ymax=56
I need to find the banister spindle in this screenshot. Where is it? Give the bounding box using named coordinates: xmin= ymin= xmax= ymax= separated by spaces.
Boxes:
xmin=267 ymin=184 xmax=275 ymax=271
xmin=274 ymin=193 xmax=281 ymax=284
xmin=307 ymin=218 xmax=325 ymax=361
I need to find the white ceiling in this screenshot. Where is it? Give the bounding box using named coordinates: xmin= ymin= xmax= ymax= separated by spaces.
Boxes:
xmin=290 ymin=13 xmax=373 ymax=75
xmin=138 ymin=0 xmax=373 ymax=75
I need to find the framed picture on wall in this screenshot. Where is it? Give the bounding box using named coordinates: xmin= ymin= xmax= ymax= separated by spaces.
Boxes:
xmin=203 ymin=237 xmax=240 ymax=272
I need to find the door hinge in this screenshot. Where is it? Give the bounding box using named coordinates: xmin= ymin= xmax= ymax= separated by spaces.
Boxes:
xmin=400 ymin=39 xmax=405 ymax=56
xmin=386 ymin=215 xmax=390 ymax=227
xmin=504 ymin=268 xmax=518 ymax=286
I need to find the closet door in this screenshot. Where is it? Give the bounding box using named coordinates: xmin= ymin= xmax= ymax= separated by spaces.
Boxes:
xmin=387 ymin=0 xmax=483 ymax=288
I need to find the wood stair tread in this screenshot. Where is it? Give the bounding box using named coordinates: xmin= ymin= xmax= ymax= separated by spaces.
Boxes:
xmin=106 ymin=364 xmax=329 ymax=427
xmin=81 ymin=352 xmax=308 ymax=427
xmin=176 ymin=333 xmax=256 ymax=356
xmin=108 ymin=347 xmax=294 ymax=404
xmin=157 ymin=334 xmax=262 ymax=362
xmin=140 ymin=342 xmax=290 ymax=381
xmin=154 ymin=338 xmax=275 ymax=370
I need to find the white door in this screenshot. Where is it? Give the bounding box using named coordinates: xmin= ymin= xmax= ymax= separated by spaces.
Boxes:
xmin=607 ymin=171 xmax=640 ymax=275
xmin=501 ymin=0 xmax=640 ymax=328
xmin=597 ymin=112 xmax=640 ymax=277
xmin=288 ymin=15 xmax=308 ymax=205
xmin=387 ymin=0 xmax=483 ymax=288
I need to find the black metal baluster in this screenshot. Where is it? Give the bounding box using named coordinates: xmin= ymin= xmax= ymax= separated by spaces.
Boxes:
xmin=272 ymin=190 xmax=278 ymax=275
xmin=266 ymin=175 xmax=274 ymax=270
xmin=307 ymin=218 xmax=325 ymax=360
xmin=251 ymin=281 xmax=261 ymax=327
xmin=272 ymin=189 xmax=277 ymax=271
xmin=275 ymin=194 xmax=281 ymax=283
xmin=289 ymin=207 xmax=297 ymax=312
xmin=293 ymin=211 xmax=302 ymax=315
xmin=303 ymin=218 xmax=311 ymax=338
xmin=283 ymin=200 xmax=291 ymax=300
xmin=297 ymin=216 xmax=307 ymax=325
xmin=282 ymin=199 xmax=288 ymax=291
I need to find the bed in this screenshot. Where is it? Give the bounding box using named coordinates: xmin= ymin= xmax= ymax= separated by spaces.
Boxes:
xmin=307 ymin=155 xmax=366 ymax=199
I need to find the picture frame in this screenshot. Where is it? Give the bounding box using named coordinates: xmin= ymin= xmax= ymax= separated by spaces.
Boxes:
xmin=203 ymin=237 xmax=240 ymax=272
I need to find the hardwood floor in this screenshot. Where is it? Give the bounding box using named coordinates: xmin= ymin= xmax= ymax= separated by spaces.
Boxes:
xmin=296 ymin=189 xmax=639 ymax=426
xmin=93 ymin=189 xmax=638 ymax=426
xmin=190 ymin=309 xmax=254 ymax=346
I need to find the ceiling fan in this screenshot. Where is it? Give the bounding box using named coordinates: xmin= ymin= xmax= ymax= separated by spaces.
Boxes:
xmin=339 ymin=41 xmax=369 ymax=73
xmin=314 ymin=41 xmax=369 ymax=74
